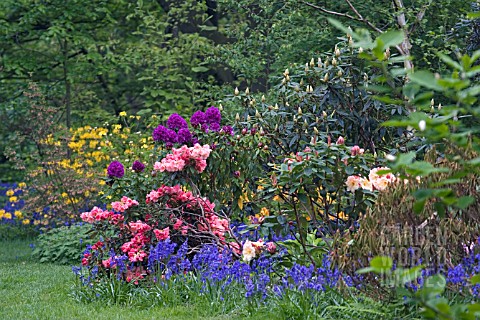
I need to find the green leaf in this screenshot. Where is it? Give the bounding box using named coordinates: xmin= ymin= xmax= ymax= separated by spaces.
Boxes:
xmin=409 ymin=71 xmax=443 ymax=91
xmin=437 ymin=53 xmax=462 ymax=71
xmin=471 ymin=274 xmax=480 ymax=285
xmin=456 ymin=196 xmax=475 ymax=209
xmin=376 ymin=30 xmax=404 ymax=50
xmin=191 ymin=66 xmax=209 ymax=73
xmin=369 ymin=256 xmax=393 ymax=274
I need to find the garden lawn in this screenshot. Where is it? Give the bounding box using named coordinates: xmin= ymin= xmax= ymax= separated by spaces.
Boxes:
xmin=0 ymin=240 xmax=271 ymax=320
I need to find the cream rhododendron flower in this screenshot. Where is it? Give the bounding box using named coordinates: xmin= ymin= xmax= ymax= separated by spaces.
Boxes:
xmin=345 ymin=175 xmax=361 ymax=193
xmin=242 ymin=240 xmax=256 ymax=262
xmin=359 ymin=177 xmax=373 ymax=191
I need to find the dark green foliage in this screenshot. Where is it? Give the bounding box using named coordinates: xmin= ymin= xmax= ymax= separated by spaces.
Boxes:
xmin=0 ymin=224 xmax=38 ymax=241
xmin=33 ymin=224 xmax=95 ymax=265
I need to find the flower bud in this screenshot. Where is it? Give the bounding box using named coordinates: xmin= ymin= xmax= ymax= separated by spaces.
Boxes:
xmin=235 ymin=113 xmax=240 ymax=122
xmin=299 ymin=79 xmax=304 ymax=86
xmin=317 ymin=57 xmax=322 ymax=68
xmin=303 ymin=120 xmax=308 ymax=128
xmin=234 ymin=87 xmax=239 ymax=96
xmin=255 ymin=109 xmax=261 ymax=118
xmin=241 ymin=128 xmax=248 ymax=135
xmin=337 ymin=70 xmax=343 ymax=77
xmin=310 ymin=58 xmax=315 ymax=67
xmin=219 ymin=104 xmax=223 ymax=111
xmin=261 ymin=95 xmax=266 ymax=103
xmin=285 ymin=75 xmax=290 ymax=82
xmin=324 ymin=59 xmax=329 ymax=67
xmin=314 ymin=127 xmax=319 ymax=134
xmin=418 ymin=120 xmax=426 ymax=131
xmin=323 ymin=73 xmax=329 ymax=82
xmin=336 ymin=136 xmax=345 ymax=145
xmin=322 ymin=111 xmax=327 ymax=118
xmin=245 ymin=87 xmax=250 ymax=95
xmin=305 ymin=63 xmax=309 ymax=72
xmin=335 ymin=47 xmax=340 ymax=57
xmin=348 ymin=37 xmax=353 ymax=47
xmin=284 ymin=68 xmax=289 ymax=76
xmin=274 ymin=103 xmax=279 ymax=110
xmin=385 ymin=154 xmax=396 ymax=161
xmin=358 ymin=47 xmax=363 ymax=53
xmin=298 ymin=107 xmax=303 ymax=115
xmin=438 ymin=103 xmax=442 ymax=110
xmin=332 ymin=58 xmax=337 ymax=67
xmin=430 ymin=98 xmax=434 ymax=106
xmin=233 ymin=171 xmax=240 ymax=178
xmin=259 ymin=127 xmax=265 ymax=136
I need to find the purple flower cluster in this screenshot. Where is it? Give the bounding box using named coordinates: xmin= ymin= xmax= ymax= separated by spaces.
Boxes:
xmin=107 ymin=161 xmax=125 ymax=178
xmin=131 ymin=160 xmax=145 ymax=173
xmin=190 ymin=106 xmax=223 ymax=133
xmin=190 ymin=111 xmax=207 ymax=127
xmin=167 ymin=113 xmax=188 ymax=130
xmin=152 ymin=113 xmax=192 ymax=145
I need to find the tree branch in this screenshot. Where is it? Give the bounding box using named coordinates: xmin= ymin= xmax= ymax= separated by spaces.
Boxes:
xmin=300 ymin=0 xmax=383 ymax=34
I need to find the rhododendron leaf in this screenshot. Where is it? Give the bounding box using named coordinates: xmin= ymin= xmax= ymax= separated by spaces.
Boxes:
xmin=471 ymin=274 xmax=480 ymax=285
xmin=455 ymin=196 xmax=474 ymax=209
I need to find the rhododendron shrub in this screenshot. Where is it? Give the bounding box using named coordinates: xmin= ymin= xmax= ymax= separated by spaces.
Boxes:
xmin=256 ymin=137 xmax=379 ymax=237
xmin=79 ymin=186 xmax=238 ymax=283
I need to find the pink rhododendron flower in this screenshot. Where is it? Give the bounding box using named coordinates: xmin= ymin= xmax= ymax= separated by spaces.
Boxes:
xmin=111 ymin=196 xmax=139 ymax=213
xmin=173 ymin=219 xmax=183 ymax=230
xmin=153 ymin=227 xmax=170 ymax=241
xmin=153 ymin=143 xmax=211 ymax=173
xmin=266 ymin=242 xmax=277 ymax=254
xmin=80 ymin=206 xmax=113 ymax=223
xmin=336 ymin=136 xmax=345 ymax=145
xmin=129 ymin=220 xmax=152 ymax=234
xmin=350 ymin=145 xmax=365 ymax=156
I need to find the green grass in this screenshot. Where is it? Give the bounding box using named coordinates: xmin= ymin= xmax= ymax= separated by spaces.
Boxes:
xmin=0 ymin=240 xmax=274 ymax=320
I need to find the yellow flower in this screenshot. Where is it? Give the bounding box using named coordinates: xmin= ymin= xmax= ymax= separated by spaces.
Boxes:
xmin=6 ymin=189 xmax=14 ymax=196
xmin=4 ymin=213 xmax=12 ymax=219
xmin=259 ymin=207 xmax=270 ymax=217
xmin=119 ymin=111 xmax=127 ymax=117
xmin=9 ymin=196 xmax=18 ymax=202
xmin=14 ymin=211 xmax=23 ymax=219
xmin=22 ymin=219 xmax=30 ymax=225
xmin=34 ymin=220 xmax=40 ymax=225
xmin=18 ymin=182 xmax=26 ymax=189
